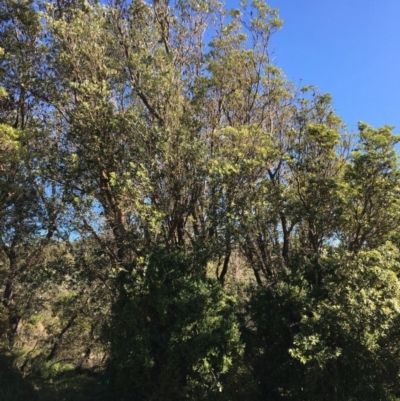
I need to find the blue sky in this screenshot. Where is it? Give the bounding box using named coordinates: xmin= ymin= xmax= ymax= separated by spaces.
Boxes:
xmin=227 ymin=0 xmax=400 ymax=133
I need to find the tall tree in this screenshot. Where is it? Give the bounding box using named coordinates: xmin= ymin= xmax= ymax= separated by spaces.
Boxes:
xmin=0 ymin=0 xmax=59 ymax=346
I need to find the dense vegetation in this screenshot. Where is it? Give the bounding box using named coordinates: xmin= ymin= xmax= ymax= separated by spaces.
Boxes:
xmin=1 ymin=0 xmax=400 ymax=399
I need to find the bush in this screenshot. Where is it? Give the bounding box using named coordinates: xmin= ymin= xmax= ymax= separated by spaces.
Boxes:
xmin=106 ymin=249 xmax=244 ymax=401
xmin=245 ymin=244 xmax=400 ymax=400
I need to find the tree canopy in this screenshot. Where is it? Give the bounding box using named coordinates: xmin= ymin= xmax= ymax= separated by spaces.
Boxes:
xmin=1 ymin=0 xmax=400 ymax=400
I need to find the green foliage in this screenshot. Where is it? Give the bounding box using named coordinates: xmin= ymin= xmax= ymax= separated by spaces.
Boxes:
xmin=341 ymin=123 xmax=400 ymax=250
xmin=107 ymin=249 xmax=243 ymax=401
xmin=1 ymin=0 xmax=400 ymax=399
xmin=247 ymin=243 xmax=400 ymax=400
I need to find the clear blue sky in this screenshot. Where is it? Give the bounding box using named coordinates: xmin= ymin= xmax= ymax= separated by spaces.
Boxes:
xmin=226 ymin=0 xmax=400 ymax=132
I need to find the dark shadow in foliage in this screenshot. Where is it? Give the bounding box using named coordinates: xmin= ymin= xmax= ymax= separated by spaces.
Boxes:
xmin=105 ymin=249 xmax=243 ymax=401
xmin=0 ymin=351 xmax=38 ymax=401
xmin=29 ymin=367 xmax=112 ymax=401
xmin=243 ymin=283 xmax=306 ymax=401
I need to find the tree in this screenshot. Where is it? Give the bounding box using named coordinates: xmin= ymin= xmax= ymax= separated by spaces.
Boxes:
xmin=0 ymin=0 xmax=59 ymax=347
xmin=43 ymin=0 xmax=284 ymax=394
xmin=2 ymin=0 xmax=400 ymax=399
xmin=245 ymin=122 xmax=400 ymax=400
